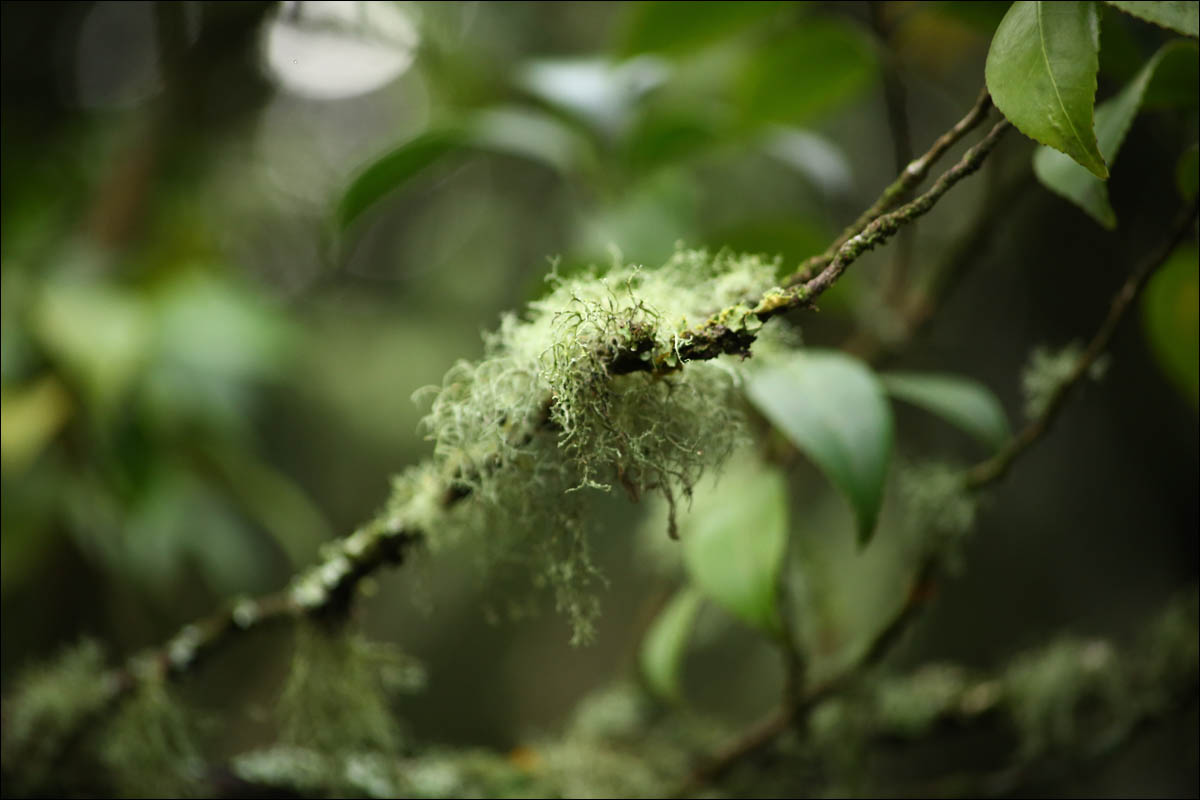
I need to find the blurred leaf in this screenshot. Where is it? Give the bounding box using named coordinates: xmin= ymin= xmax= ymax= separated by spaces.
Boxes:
xmin=619 ymin=1 xmax=785 ymax=56
xmin=987 ymin=1 xmax=1108 ymax=179
xmin=1141 ymin=244 xmax=1199 ymax=407
xmin=338 ymin=108 xmax=596 ymax=233
xmin=123 ymin=469 xmax=271 ymax=598
xmin=761 ymin=127 xmax=853 ymax=195
xmin=1105 ymin=1 xmax=1199 ymax=37
xmin=740 ymin=19 xmax=877 ymax=125
xmin=681 ymin=456 xmax=789 ymax=638
xmin=1178 ymin=143 xmax=1199 ymax=200
xmin=639 ymin=586 xmax=703 ymax=703
xmin=1100 ymin=2 xmax=1157 ymax=81
xmin=1140 ymin=39 xmax=1200 ymax=108
xmin=467 ymin=107 xmax=594 ymax=175
xmin=0 ymin=376 xmax=72 ymax=474
xmin=153 ymin=272 xmax=293 ymax=381
xmin=337 ymin=129 xmax=468 ymax=232
xmin=515 ymin=56 xmax=671 ymax=138
xmin=623 ymin=107 xmax=725 ymax=172
xmin=203 ymin=442 xmax=333 ymax=568
xmin=1032 ymin=42 xmax=1191 ymax=228
xmin=32 ymin=281 xmax=152 ymax=415
xmin=745 ymin=351 xmax=894 ymax=545
xmin=882 ymin=372 xmax=1010 ymax=451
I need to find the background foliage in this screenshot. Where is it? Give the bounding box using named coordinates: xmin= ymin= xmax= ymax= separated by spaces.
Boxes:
xmin=1 ymin=1 xmax=1197 ymax=796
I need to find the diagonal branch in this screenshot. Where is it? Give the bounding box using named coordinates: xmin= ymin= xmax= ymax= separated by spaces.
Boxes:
xmin=678 ymin=199 xmax=1199 ymax=796
xmin=6 ymin=90 xmax=1015 ymax=772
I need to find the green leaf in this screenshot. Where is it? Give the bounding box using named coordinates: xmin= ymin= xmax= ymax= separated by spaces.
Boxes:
xmin=739 ymin=20 xmax=878 ymax=125
xmin=515 ymin=57 xmax=670 ymax=138
xmin=466 ymin=107 xmax=593 ymax=175
xmin=1033 ymin=42 xmax=1191 ymax=228
xmin=639 ymin=587 xmax=703 ymax=703
xmin=337 ymin=109 xmax=594 ymax=233
xmin=882 ymin=372 xmax=1011 ymax=451
xmin=337 ymin=129 xmax=467 ymax=232
xmin=1105 ymin=1 xmax=1199 ymax=37
xmin=745 ymin=351 xmax=894 ymax=545
xmin=1141 ymin=244 xmax=1199 ymax=407
xmin=619 ymin=1 xmax=784 ymax=56
xmin=1178 ymin=143 xmax=1199 ymax=200
xmin=987 ymin=1 xmax=1108 ymax=178
xmin=680 ymin=457 xmax=789 ymax=637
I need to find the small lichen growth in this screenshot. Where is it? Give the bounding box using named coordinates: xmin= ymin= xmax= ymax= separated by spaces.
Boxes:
xmin=1003 ymin=637 xmax=1125 ymax=759
xmin=1021 ymin=342 xmax=1110 ymax=420
xmin=278 ymin=623 xmax=421 ymax=757
xmin=898 ymin=461 xmax=977 ymax=569
xmin=98 ymin=680 xmax=204 ymax=798
xmin=387 ymin=249 xmax=781 ymax=642
xmin=0 ymin=639 xmax=115 ymax=796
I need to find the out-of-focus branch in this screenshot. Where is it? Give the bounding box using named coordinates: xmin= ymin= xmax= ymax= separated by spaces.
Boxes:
xmin=965 ymin=200 xmax=1199 ymax=488
xmin=679 ymin=586 xmax=1198 ymax=798
xmin=679 ymin=201 xmax=1199 ymax=795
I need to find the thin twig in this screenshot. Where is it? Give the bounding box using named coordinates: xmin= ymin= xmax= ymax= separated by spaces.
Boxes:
xmin=786 ymin=88 xmax=994 ymax=287
xmin=965 ymin=200 xmax=1199 ymax=489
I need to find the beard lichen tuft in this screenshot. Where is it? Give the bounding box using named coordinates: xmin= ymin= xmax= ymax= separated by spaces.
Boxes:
xmin=386 ymin=249 xmax=782 ymax=642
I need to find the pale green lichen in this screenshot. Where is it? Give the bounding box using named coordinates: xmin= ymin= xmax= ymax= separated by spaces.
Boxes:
xmin=387 ymin=249 xmax=782 ymax=642
xmin=1021 ymin=342 xmax=1110 ymax=420
xmin=1003 ymin=636 xmax=1126 ymax=760
xmin=897 ymin=461 xmax=977 ymax=569
xmin=874 ymin=664 xmax=968 ymax=737
xmin=0 ymin=639 xmax=116 ymax=796
xmin=98 ymin=680 xmax=204 ymax=798
xmin=278 ymin=623 xmax=421 ymax=756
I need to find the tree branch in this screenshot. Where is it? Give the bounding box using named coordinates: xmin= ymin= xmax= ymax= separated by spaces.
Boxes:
xmin=965 ymin=200 xmax=1199 ymax=488
xmin=679 ymin=200 xmax=1199 ymax=795
xmin=2 ymin=90 xmax=1016 ymax=781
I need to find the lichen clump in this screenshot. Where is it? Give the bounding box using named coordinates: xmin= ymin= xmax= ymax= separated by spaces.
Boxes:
xmin=387 ymin=249 xmax=781 ymax=642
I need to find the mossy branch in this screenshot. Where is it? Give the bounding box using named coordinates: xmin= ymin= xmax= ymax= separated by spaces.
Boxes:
xmin=1 ymin=89 xmax=1012 ymax=788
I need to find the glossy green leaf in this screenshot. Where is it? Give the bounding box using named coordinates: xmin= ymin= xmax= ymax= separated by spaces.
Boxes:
xmin=1178 ymin=143 xmax=1199 ymax=200
xmin=740 ymin=20 xmax=877 ymax=125
xmin=987 ymin=1 xmax=1108 ymax=178
xmin=1141 ymin=244 xmax=1199 ymax=407
xmin=745 ymin=351 xmax=894 ymax=545
xmin=1033 ymin=42 xmax=1189 ymax=228
xmin=1105 ymin=1 xmax=1199 ymax=37
xmin=337 ymin=129 xmax=467 ymax=232
xmin=639 ymin=586 xmax=703 ymax=703
xmin=680 ymin=457 xmax=789 ymax=637
xmin=620 ymin=1 xmax=784 ymax=56
xmin=882 ymin=372 xmax=1010 ymax=451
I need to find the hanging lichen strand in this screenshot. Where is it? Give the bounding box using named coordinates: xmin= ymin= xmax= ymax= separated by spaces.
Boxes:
xmin=372 ymin=249 xmax=782 ymax=642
